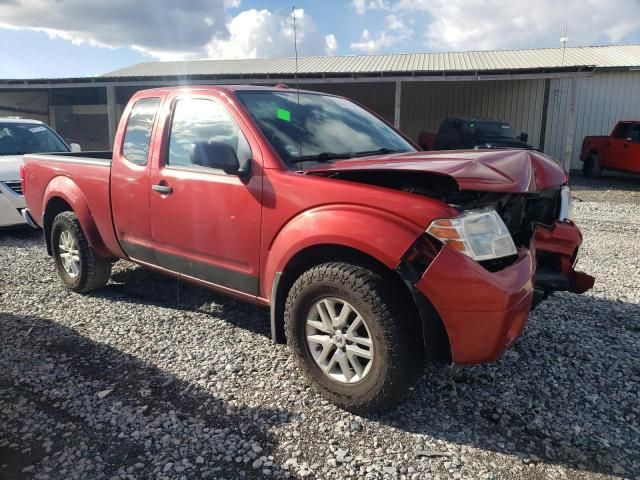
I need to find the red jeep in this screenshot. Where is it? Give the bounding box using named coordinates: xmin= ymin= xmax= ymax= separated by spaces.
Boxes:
xmin=22 ymin=86 xmax=593 ymax=412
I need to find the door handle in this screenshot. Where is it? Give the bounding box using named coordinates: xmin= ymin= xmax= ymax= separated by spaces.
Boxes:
xmin=152 ymin=184 xmax=173 ymax=194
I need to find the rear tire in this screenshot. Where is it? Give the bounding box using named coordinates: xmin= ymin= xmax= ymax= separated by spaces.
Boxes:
xmin=583 ymin=153 xmax=602 ymax=178
xmin=284 ymin=262 xmax=424 ymax=413
xmin=51 ymin=211 xmax=112 ymax=293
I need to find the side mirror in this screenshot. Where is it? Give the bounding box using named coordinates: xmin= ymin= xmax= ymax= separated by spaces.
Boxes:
xmin=70 ymin=143 xmax=82 ymax=152
xmin=190 ymin=141 xmax=250 ymax=177
xmin=519 ymin=132 xmax=528 ymax=143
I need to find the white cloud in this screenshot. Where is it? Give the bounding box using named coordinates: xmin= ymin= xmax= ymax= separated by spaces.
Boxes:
xmin=0 ymin=0 xmax=229 ymax=58
xmin=206 ymin=8 xmax=334 ymax=60
xmin=391 ymin=0 xmax=640 ymax=50
xmin=385 ymin=14 xmax=405 ymax=31
xmin=325 ymin=34 xmax=339 ymax=55
xmin=351 ymin=29 xmax=400 ymax=53
xmin=351 ymin=0 xmax=389 ymax=15
xmin=0 ymin=1 xmax=337 ymax=61
xmin=350 ymin=14 xmax=413 ymax=53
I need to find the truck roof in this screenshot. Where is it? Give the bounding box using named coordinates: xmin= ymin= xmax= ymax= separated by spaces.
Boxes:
xmin=136 ymin=84 xmax=336 ymax=96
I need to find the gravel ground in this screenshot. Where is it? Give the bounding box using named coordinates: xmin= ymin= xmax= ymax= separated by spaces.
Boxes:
xmin=1 ymin=173 xmax=639 ymax=480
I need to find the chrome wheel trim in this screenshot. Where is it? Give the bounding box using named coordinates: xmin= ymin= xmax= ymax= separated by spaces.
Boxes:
xmin=305 ymin=297 xmax=374 ymax=384
xmin=58 ymin=230 xmax=80 ymax=278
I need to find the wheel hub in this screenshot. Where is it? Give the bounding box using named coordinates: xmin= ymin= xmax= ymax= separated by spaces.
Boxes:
xmin=332 ymin=331 xmax=346 ymax=348
xmin=305 ymin=297 xmax=374 ymax=384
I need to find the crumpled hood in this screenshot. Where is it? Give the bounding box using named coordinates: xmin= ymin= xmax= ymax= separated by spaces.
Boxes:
xmin=305 ymin=149 xmax=566 ymax=193
xmin=0 ymin=155 xmax=23 ymax=181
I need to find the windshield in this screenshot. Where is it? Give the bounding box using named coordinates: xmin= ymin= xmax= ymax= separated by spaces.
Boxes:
xmin=235 ymin=90 xmax=414 ymax=166
xmin=466 ymin=121 xmax=517 ymax=140
xmin=0 ymin=123 xmax=69 ymax=156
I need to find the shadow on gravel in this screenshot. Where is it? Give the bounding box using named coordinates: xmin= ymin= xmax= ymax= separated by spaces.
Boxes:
xmin=570 ymin=171 xmax=640 ymax=192
xmin=0 ymin=227 xmax=41 ymax=246
xmin=0 ymin=312 xmax=295 ymax=480
xmin=103 ymin=264 xmax=271 ymax=338
xmin=371 ymin=293 xmax=640 ymax=478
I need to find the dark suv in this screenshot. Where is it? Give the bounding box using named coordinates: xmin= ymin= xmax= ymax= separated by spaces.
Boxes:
xmin=435 ymin=117 xmax=533 ymax=150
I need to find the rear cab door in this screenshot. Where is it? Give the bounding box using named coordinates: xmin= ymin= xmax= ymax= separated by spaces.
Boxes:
xmin=111 ymin=91 xmax=164 ymax=252
xmin=145 ymin=89 xmax=264 ymax=297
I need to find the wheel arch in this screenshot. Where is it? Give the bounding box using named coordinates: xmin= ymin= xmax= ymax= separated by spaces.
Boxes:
xmin=42 ymin=181 xmax=110 ymax=258
xmin=270 ymin=243 xmax=451 ymax=362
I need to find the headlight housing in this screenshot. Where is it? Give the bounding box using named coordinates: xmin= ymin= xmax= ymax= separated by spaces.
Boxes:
xmin=559 ymin=185 xmax=573 ymax=221
xmin=426 ymin=208 xmax=517 ymax=261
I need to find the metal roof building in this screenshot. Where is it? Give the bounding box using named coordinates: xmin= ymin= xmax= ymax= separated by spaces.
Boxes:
xmin=1 ymin=44 xmax=640 ymax=169
xmin=101 ymin=44 xmax=640 ymax=77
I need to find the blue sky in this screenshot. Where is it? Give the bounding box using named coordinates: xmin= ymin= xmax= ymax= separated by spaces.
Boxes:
xmin=1 ymin=0 xmax=639 ymax=79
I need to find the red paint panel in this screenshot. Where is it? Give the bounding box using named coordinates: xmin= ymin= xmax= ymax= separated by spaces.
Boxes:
xmin=306 ymin=149 xmax=567 ymax=192
xmin=416 ymin=246 xmax=535 ymax=364
xmin=535 ymin=220 xmax=595 ymax=294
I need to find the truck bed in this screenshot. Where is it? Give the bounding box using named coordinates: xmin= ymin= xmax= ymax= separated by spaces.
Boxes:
xmin=22 ymin=151 xmax=121 ymax=257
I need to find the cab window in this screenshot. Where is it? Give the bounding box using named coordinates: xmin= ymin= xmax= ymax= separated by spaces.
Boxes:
xmin=167 ymin=97 xmax=251 ymax=171
xmin=612 ymin=122 xmax=632 ymax=139
xmin=122 ymin=97 xmax=161 ymax=166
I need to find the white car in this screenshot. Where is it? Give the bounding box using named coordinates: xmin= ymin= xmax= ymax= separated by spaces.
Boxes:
xmin=0 ymin=118 xmax=78 ymax=228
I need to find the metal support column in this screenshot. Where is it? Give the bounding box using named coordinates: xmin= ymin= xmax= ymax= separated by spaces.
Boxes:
xmin=394 ymin=80 xmax=402 ymax=129
xmin=561 ymin=77 xmax=577 ymax=174
xmin=106 ymin=85 xmax=118 ymax=146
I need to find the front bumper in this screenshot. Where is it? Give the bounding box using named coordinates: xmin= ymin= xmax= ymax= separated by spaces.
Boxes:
xmin=534 ymin=220 xmax=595 ymax=295
xmin=415 ymin=245 xmax=535 ymax=364
xmin=0 ymin=184 xmax=27 ymax=228
xmin=412 ymin=219 xmax=594 ymax=365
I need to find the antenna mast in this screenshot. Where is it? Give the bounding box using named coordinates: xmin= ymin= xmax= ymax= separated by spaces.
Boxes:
xmin=292 ymin=7 xmax=302 ymax=159
xmin=292 ymin=7 xmax=300 ymax=91
xmin=560 ymin=26 xmax=569 ymax=66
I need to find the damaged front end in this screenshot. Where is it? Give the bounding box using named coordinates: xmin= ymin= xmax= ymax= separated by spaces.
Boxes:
xmin=315 ymin=167 xmax=594 ymax=307
xmin=433 ymin=184 xmax=594 ymax=306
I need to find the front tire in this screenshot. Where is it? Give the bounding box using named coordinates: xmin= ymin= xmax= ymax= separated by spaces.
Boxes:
xmin=284 ymin=262 xmax=424 ymax=413
xmin=51 ymin=211 xmax=112 ymax=293
xmin=583 ymin=153 xmax=602 ymax=178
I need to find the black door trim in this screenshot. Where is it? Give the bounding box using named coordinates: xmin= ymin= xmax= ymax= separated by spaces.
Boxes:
xmin=121 ymin=241 xmax=259 ymax=295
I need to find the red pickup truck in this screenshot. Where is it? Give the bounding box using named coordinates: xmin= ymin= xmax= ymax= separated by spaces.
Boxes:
xmin=22 ymin=86 xmax=593 ymax=412
xmin=580 ymin=120 xmax=640 ymax=177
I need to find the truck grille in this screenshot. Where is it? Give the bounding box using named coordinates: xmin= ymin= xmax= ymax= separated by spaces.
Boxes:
xmin=498 ymin=188 xmax=561 ymax=246
xmin=2 ymin=180 xmax=23 ymax=195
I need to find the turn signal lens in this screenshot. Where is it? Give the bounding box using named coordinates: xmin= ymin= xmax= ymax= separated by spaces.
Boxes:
xmin=426 ymin=209 xmax=517 ymax=261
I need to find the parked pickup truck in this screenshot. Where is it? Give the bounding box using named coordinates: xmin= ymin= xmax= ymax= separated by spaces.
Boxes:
xmin=580 ymin=120 xmax=640 ymax=177
xmin=22 ymin=86 xmax=594 ymax=412
xmin=417 ymin=117 xmax=533 ymax=151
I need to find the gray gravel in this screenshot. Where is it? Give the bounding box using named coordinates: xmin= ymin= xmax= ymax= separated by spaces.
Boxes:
xmin=1 ymin=173 xmax=639 ymax=480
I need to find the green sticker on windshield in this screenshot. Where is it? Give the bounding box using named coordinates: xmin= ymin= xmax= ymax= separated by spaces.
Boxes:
xmin=276 ymin=108 xmax=291 ymax=122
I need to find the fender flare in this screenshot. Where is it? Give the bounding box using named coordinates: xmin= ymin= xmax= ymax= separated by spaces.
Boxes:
xmin=42 ymin=176 xmax=111 ymax=257
xmin=262 ymin=204 xmax=424 ymax=299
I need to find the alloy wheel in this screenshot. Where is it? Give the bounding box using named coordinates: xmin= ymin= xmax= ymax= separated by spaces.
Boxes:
xmin=305 ymin=297 xmax=374 ymax=383
xmin=58 ymin=230 xmax=80 ymax=278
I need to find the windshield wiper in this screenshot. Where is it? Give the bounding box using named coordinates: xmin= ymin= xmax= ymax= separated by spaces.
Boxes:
xmin=290 ymin=151 xmax=355 ymax=164
xmin=350 ymin=147 xmax=407 ymax=157
xmin=291 ymin=147 xmax=407 ymax=164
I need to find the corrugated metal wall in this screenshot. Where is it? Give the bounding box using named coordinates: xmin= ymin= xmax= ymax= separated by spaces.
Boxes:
xmin=544 ymin=71 xmax=640 ymax=168
xmin=400 ymin=80 xmax=547 ymax=149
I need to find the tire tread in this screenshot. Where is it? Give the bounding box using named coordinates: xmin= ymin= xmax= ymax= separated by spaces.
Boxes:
xmin=284 ymin=262 xmax=423 ymax=413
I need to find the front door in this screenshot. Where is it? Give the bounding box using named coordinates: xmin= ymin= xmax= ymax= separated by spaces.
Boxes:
xmin=148 ymin=94 xmax=263 ymax=296
xmin=607 ymin=122 xmax=633 ymax=170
